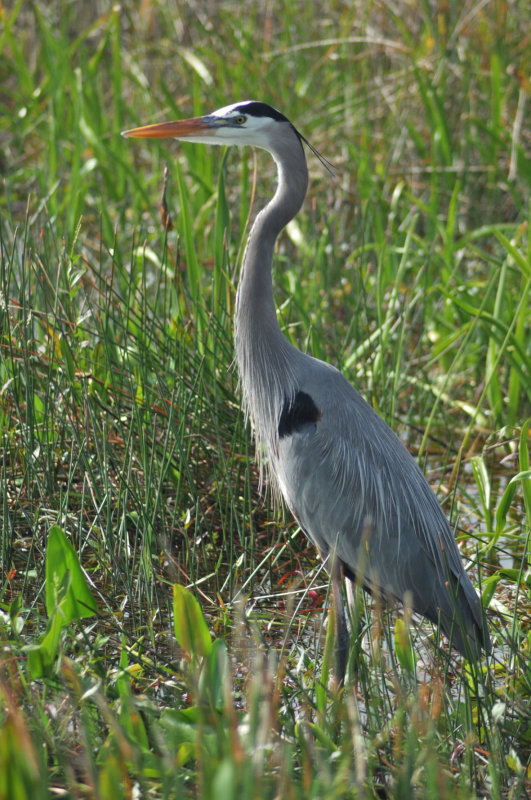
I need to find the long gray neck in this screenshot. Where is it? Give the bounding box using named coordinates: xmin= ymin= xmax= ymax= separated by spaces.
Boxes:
xmin=234 ymin=131 xmax=309 ymax=475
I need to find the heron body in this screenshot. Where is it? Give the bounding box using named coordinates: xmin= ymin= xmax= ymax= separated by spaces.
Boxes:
xmin=124 ymin=101 xmax=490 ymax=675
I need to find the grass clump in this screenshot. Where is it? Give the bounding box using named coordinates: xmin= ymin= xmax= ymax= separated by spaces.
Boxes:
xmin=0 ymin=1 xmax=530 ymax=797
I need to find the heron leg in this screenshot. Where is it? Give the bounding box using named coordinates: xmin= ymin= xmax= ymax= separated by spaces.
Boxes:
xmin=331 ymin=564 xmax=350 ymax=686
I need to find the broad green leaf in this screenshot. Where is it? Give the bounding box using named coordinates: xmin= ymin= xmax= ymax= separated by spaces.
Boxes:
xmin=199 ymin=638 xmax=229 ymax=708
xmin=300 ymin=721 xmax=338 ymax=752
xmin=394 ymin=617 xmax=416 ymax=675
xmin=173 ymin=584 xmax=212 ymax=659
xmin=495 ymin=480 xmax=518 ymax=535
xmin=481 ymin=574 xmax=500 ymax=608
xmin=45 ymin=525 xmax=98 ymax=621
xmin=471 ymin=456 xmax=492 ymax=531
xmin=26 ymin=606 xmax=65 ymax=679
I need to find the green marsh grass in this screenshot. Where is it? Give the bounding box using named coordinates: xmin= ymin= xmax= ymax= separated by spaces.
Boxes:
xmin=1 ymin=1 xmax=530 ymax=797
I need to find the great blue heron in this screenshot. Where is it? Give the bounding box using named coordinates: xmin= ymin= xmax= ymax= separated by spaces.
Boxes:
xmin=123 ymin=101 xmax=490 ymax=680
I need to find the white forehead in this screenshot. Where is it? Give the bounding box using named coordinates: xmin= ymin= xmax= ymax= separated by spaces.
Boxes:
xmin=211 ymin=101 xmax=255 ymax=118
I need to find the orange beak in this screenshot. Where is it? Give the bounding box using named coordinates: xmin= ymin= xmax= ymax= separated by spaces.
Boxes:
xmin=122 ymin=117 xmax=213 ymax=139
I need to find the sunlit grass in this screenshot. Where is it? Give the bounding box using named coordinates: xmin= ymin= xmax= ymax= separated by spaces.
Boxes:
xmin=0 ymin=1 xmax=530 ymax=797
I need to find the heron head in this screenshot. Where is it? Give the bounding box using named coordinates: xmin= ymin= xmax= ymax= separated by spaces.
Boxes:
xmin=122 ymin=100 xmax=296 ymax=149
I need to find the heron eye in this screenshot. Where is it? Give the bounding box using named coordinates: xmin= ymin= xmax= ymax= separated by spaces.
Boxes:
xmin=235 ymin=115 xmax=246 ymax=125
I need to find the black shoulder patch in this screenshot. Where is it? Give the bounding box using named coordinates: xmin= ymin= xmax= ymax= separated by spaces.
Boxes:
xmin=235 ymin=101 xmax=289 ymax=123
xmin=279 ymin=391 xmax=322 ymax=439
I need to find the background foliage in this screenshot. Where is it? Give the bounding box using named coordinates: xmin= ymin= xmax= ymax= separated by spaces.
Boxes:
xmin=0 ymin=1 xmax=529 ymax=797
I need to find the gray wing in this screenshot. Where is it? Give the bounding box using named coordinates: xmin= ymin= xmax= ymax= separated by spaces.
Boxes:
xmin=274 ymin=359 xmax=488 ymax=656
